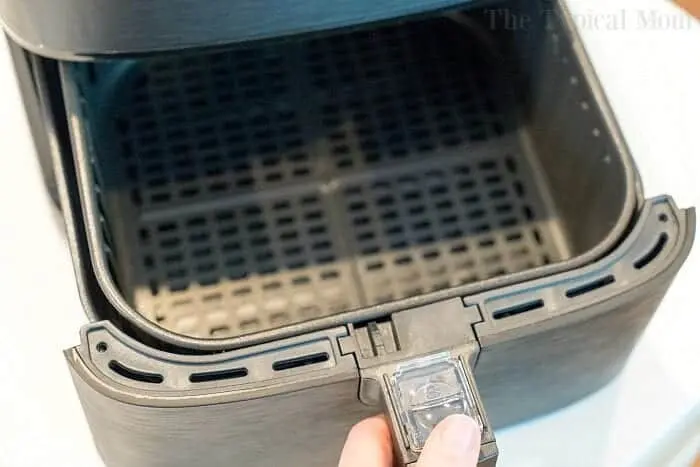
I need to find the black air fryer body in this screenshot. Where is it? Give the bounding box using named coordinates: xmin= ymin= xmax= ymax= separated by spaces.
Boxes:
xmin=2 ymin=0 xmax=694 ymax=466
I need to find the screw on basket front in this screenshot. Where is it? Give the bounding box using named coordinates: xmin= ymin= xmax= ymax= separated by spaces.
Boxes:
xmin=338 ymin=299 xmax=497 ymax=466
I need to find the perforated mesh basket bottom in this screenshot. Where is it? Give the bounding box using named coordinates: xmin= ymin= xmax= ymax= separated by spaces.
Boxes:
xmin=127 ymin=143 xmax=564 ymax=338
xmin=93 ymin=18 xmax=569 ymax=338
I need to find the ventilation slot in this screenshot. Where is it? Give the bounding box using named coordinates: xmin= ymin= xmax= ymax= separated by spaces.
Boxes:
xmin=493 ymin=299 xmax=544 ymax=320
xmin=634 ymin=233 xmax=669 ymax=270
xmin=565 ymin=275 xmax=615 ymax=298
xmin=189 ymin=367 xmax=249 ymax=383
xmin=272 ymin=352 xmax=330 ymax=371
xmin=108 ymin=360 xmax=164 ymax=384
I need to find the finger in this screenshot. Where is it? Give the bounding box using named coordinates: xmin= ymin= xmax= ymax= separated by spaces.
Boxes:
xmin=417 ymin=414 xmax=482 ymax=467
xmin=338 ymin=415 xmax=394 ymax=467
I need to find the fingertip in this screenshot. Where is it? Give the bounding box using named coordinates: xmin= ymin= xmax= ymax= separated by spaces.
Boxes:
xmin=338 ymin=416 xmax=393 ymax=467
xmin=417 ymin=414 xmax=482 ymax=467
xmin=352 ymin=415 xmax=392 ymax=437
xmin=438 ymin=414 xmax=481 ymax=442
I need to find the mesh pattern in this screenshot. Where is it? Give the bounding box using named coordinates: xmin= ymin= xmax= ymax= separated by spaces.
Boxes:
xmin=88 ymin=18 xmax=565 ymax=338
xmin=116 ymin=87 xmax=315 ymax=209
xmin=340 ymin=155 xmax=554 ymax=305
xmin=133 ymin=189 xmax=364 ymax=336
xmin=111 ymin=19 xmax=507 ymax=211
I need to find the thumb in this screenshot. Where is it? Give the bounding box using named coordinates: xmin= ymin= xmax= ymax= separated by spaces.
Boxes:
xmin=416 ymin=414 xmax=482 ymax=467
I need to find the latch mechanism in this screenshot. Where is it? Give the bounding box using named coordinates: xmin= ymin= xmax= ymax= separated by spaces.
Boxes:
xmin=339 ymin=298 xmax=498 ymax=466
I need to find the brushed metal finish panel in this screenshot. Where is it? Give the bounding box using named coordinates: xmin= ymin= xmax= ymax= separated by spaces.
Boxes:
xmin=475 ymin=206 xmax=695 ymax=428
xmin=477 ymin=286 xmax=669 ymax=428
xmin=69 ymin=363 xmax=374 ymax=467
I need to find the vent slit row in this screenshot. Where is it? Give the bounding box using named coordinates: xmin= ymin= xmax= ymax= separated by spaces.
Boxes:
xmin=493 ymin=299 xmax=545 ymax=320
xmin=108 ymin=360 xmax=164 ymax=384
xmin=189 ymin=367 xmax=248 ymax=383
xmin=565 ymin=275 xmax=615 ymax=298
xmin=633 ymin=233 xmax=669 ymax=270
xmin=272 ymin=352 xmax=330 ymax=371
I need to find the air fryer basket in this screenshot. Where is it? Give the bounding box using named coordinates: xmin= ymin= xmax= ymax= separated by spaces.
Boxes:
xmin=64 ymin=7 xmax=635 ymax=343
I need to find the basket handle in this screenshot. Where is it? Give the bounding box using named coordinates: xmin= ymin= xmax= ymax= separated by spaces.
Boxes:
xmin=378 ymin=351 xmax=498 ymax=466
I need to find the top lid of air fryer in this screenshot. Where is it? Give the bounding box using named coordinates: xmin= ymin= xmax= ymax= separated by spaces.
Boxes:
xmin=1 ymin=0 xmax=473 ymax=58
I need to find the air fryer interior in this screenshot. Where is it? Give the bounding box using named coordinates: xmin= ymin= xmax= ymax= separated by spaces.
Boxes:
xmin=65 ymin=4 xmax=630 ymax=339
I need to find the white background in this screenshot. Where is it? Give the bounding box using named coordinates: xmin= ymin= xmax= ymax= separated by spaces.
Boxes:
xmin=0 ymin=0 xmax=698 ymax=465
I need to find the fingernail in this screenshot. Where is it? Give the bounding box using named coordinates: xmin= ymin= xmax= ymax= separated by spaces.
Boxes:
xmin=437 ymin=414 xmax=481 ymax=459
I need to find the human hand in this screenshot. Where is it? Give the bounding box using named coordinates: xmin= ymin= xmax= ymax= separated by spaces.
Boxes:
xmin=338 ymin=414 xmax=482 ymax=467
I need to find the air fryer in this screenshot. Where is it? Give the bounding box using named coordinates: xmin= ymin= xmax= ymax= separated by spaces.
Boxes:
xmin=2 ymin=0 xmax=695 ymax=465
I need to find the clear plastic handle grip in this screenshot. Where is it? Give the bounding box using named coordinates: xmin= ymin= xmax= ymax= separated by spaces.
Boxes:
xmin=381 ymin=353 xmax=498 ymax=466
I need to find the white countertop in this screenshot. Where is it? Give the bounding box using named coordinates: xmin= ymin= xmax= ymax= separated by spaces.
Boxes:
xmin=0 ymin=0 xmax=698 ymax=465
